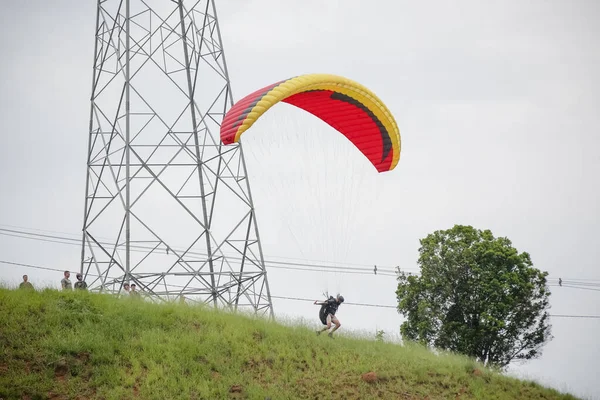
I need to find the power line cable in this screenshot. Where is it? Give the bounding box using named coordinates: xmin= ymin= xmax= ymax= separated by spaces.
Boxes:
xmin=0 ymin=224 xmax=411 ymax=272
xmin=558 ymin=285 xmax=600 ymax=292
xmin=2 ymin=225 xmax=600 ymax=283
xmin=0 ymin=228 xmax=400 ymax=276
xmin=270 ymin=295 xmax=600 ymax=319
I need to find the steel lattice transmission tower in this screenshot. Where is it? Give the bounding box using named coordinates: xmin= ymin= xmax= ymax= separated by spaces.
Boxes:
xmin=79 ymin=0 xmax=273 ymax=317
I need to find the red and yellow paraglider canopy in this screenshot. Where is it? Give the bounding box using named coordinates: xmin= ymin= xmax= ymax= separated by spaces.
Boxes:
xmin=220 ymin=73 xmax=401 ymax=172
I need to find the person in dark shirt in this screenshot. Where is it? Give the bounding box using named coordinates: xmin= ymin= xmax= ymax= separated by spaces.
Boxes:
xmin=19 ymin=275 xmax=34 ymax=290
xmin=74 ymin=273 xmax=88 ymax=290
xmin=314 ymin=295 xmax=345 ymax=338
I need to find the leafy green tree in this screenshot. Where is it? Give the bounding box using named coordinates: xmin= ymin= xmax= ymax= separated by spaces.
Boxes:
xmin=396 ymin=225 xmax=552 ymax=368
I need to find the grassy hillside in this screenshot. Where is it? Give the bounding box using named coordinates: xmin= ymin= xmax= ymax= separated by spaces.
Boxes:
xmin=0 ymin=288 xmax=578 ymax=400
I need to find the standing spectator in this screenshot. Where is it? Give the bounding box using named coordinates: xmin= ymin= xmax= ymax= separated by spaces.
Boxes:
xmin=19 ymin=275 xmax=34 ymax=290
xmin=74 ymin=273 xmax=88 ymax=290
xmin=61 ymin=271 xmax=72 ymax=290
xmin=122 ymin=282 xmax=130 ymax=295
xmin=130 ymin=284 xmax=140 ymax=298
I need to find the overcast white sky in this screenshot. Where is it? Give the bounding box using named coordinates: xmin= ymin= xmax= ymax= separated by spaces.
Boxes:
xmin=1 ymin=1 xmax=599 ymax=398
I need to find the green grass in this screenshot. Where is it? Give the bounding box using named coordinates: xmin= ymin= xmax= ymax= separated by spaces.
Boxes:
xmin=0 ymin=288 xmax=579 ymax=400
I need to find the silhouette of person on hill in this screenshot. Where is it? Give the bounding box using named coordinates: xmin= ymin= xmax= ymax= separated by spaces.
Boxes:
xmin=19 ymin=275 xmax=34 ymax=290
xmin=61 ymin=271 xmax=72 ymax=290
xmin=130 ymin=284 xmax=141 ymax=298
xmin=74 ymin=273 xmax=88 ymax=290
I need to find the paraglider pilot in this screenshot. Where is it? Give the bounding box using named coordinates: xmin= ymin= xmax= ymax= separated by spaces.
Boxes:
xmin=314 ymin=295 xmax=344 ymax=338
